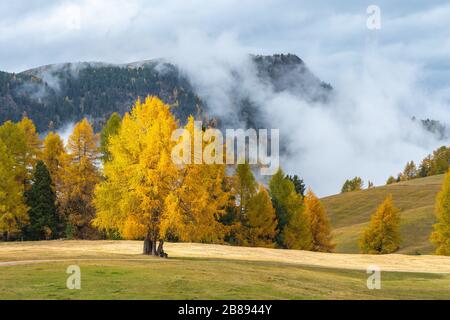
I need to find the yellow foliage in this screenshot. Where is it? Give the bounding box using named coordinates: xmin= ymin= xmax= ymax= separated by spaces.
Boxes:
xmin=42 ymin=132 xmax=67 ymax=192
xmin=243 ymin=185 xmax=278 ymax=247
xmin=282 ymin=191 xmax=312 ymax=250
xmin=94 ymin=97 xmax=179 ymax=241
xmin=359 ymin=195 xmax=401 ymax=254
xmin=94 ymin=97 xmax=230 ymax=248
xmin=430 ymin=169 xmax=450 ymax=255
xmin=304 ymin=189 xmax=335 ymax=252
xmin=60 ymin=118 xmax=100 ymax=239
xmin=0 ymin=141 xmax=28 ymax=235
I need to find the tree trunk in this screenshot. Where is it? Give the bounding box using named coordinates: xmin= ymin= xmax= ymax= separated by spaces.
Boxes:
xmin=143 ymin=234 xmax=167 ymax=258
xmin=151 ymin=238 xmax=158 ymax=256
xmin=156 ymin=240 xmax=164 ymax=256
xmin=143 ymin=235 xmax=152 ymax=255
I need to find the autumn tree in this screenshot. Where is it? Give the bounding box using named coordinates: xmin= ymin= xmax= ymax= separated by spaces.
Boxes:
xmin=430 ymin=146 xmax=450 ymax=175
xmin=269 ymin=168 xmax=311 ymax=249
xmin=61 ymin=118 xmax=100 ymax=239
xmin=23 ymin=161 xmax=58 ymax=240
xmin=242 ymin=185 xmax=278 ymax=247
xmin=235 ymin=163 xmax=258 ymax=217
xmin=386 ymin=176 xmax=396 ymax=185
xmin=430 ymin=170 xmax=450 ymax=255
xmin=18 ymin=117 xmax=42 ymax=180
xmin=94 ymin=97 xmax=181 ymax=255
xmin=304 ymin=189 xmax=335 ymax=252
xmin=100 ymin=112 xmax=121 ymax=163
xmin=0 ymin=140 xmax=28 ymax=240
xmin=402 ymin=161 xmax=417 ymax=180
xmin=42 ymin=132 xmax=67 ymax=193
xmin=0 ymin=121 xmax=29 ymax=187
xmin=162 ymin=116 xmax=230 ymax=245
xmin=341 ymin=177 xmax=363 ymax=193
xmin=360 ymin=195 xmax=401 ymax=254
xmin=269 ymin=168 xmax=293 ymax=233
xmin=226 ymin=162 xmax=259 ymax=244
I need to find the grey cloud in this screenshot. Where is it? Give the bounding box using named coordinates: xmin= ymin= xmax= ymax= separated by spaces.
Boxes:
xmin=0 ymin=0 xmax=449 ymax=195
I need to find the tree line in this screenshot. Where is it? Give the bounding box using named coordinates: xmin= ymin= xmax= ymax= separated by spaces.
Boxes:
xmin=1 ymin=96 xmax=449 ymax=257
xmin=386 ymin=146 xmax=450 ymax=184
xmin=0 ymin=96 xmax=335 ymax=256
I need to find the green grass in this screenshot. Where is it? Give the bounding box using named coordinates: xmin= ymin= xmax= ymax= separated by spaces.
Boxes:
xmin=321 ymin=175 xmax=444 ymax=254
xmin=2 ymin=257 xmax=450 ymax=300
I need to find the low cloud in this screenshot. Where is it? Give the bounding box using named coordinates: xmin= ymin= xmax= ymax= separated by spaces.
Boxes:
xmin=1 ymin=0 xmax=449 ymax=195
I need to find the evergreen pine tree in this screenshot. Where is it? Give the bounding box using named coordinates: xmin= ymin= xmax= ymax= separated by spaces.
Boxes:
xmin=24 ymin=161 xmax=58 ymax=240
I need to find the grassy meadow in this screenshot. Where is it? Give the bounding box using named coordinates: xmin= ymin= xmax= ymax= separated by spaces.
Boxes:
xmin=322 ymin=174 xmax=444 ymax=254
xmin=1 ymin=241 xmax=450 ymax=300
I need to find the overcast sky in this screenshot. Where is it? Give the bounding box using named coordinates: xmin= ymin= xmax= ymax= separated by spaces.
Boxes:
xmin=1 ymin=0 xmax=449 ymax=195
xmin=0 ymin=0 xmax=449 ymax=85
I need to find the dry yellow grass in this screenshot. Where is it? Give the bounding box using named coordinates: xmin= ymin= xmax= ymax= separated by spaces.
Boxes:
xmin=1 ymin=240 xmax=450 ymax=274
xmin=322 ymin=174 xmax=444 ymax=254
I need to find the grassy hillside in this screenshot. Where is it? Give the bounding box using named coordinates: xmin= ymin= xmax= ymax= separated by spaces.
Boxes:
xmin=1 ymin=241 xmax=450 ymax=299
xmin=321 ymin=175 xmax=444 ymax=254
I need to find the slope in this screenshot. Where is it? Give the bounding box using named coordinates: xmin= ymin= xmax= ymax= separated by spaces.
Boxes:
xmin=321 ymin=174 xmax=444 ymax=254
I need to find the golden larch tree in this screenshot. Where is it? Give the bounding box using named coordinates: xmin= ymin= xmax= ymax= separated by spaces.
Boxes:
xmin=360 ymin=195 xmax=401 ymax=254
xmin=430 ymin=169 xmax=450 ymax=255
xmin=42 ymin=132 xmax=68 ymax=193
xmin=243 ymin=185 xmax=278 ymax=248
xmin=94 ymin=97 xmax=180 ymax=255
xmin=61 ymin=118 xmax=100 ymax=239
xmin=0 ymin=140 xmax=28 ymax=240
xmin=0 ymin=120 xmax=40 ymax=188
xmin=161 ymin=116 xmax=229 ymax=244
xmin=281 ymin=191 xmax=312 ymax=250
xmin=269 ymin=168 xmax=312 ymax=249
xmin=304 ymin=189 xmax=335 ymax=252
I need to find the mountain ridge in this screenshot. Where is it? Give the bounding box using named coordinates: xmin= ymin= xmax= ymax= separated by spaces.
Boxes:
xmin=0 ymin=54 xmax=332 ymax=132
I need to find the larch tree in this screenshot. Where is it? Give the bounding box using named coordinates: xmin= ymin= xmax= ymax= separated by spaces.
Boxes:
xmin=386 ymin=176 xmax=396 ymax=185
xmin=269 ymin=168 xmax=292 ymax=233
xmin=18 ymin=117 xmax=42 ymax=181
xmin=269 ymin=168 xmax=312 ymax=249
xmin=235 ymin=162 xmax=258 ymax=216
xmin=304 ymin=189 xmax=335 ymax=252
xmin=100 ymin=112 xmax=121 ymax=163
xmin=61 ymin=118 xmax=100 ymax=239
xmin=341 ymin=177 xmax=364 ymax=193
xmin=161 ymin=116 xmax=229 ymax=245
xmin=23 ymin=161 xmax=58 ymax=240
xmin=243 ymin=185 xmax=278 ymax=248
xmin=360 ymin=195 xmax=401 ymax=254
xmin=281 ymin=191 xmax=312 ymax=250
xmin=42 ymin=132 xmax=67 ymax=193
xmin=402 ymin=161 xmax=417 ymax=180
xmin=0 ymin=121 xmax=29 ymax=187
xmin=94 ymin=97 xmax=181 ymax=256
xmin=0 ymin=140 xmax=28 ymax=240
xmin=430 ymin=169 xmax=450 ymax=255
